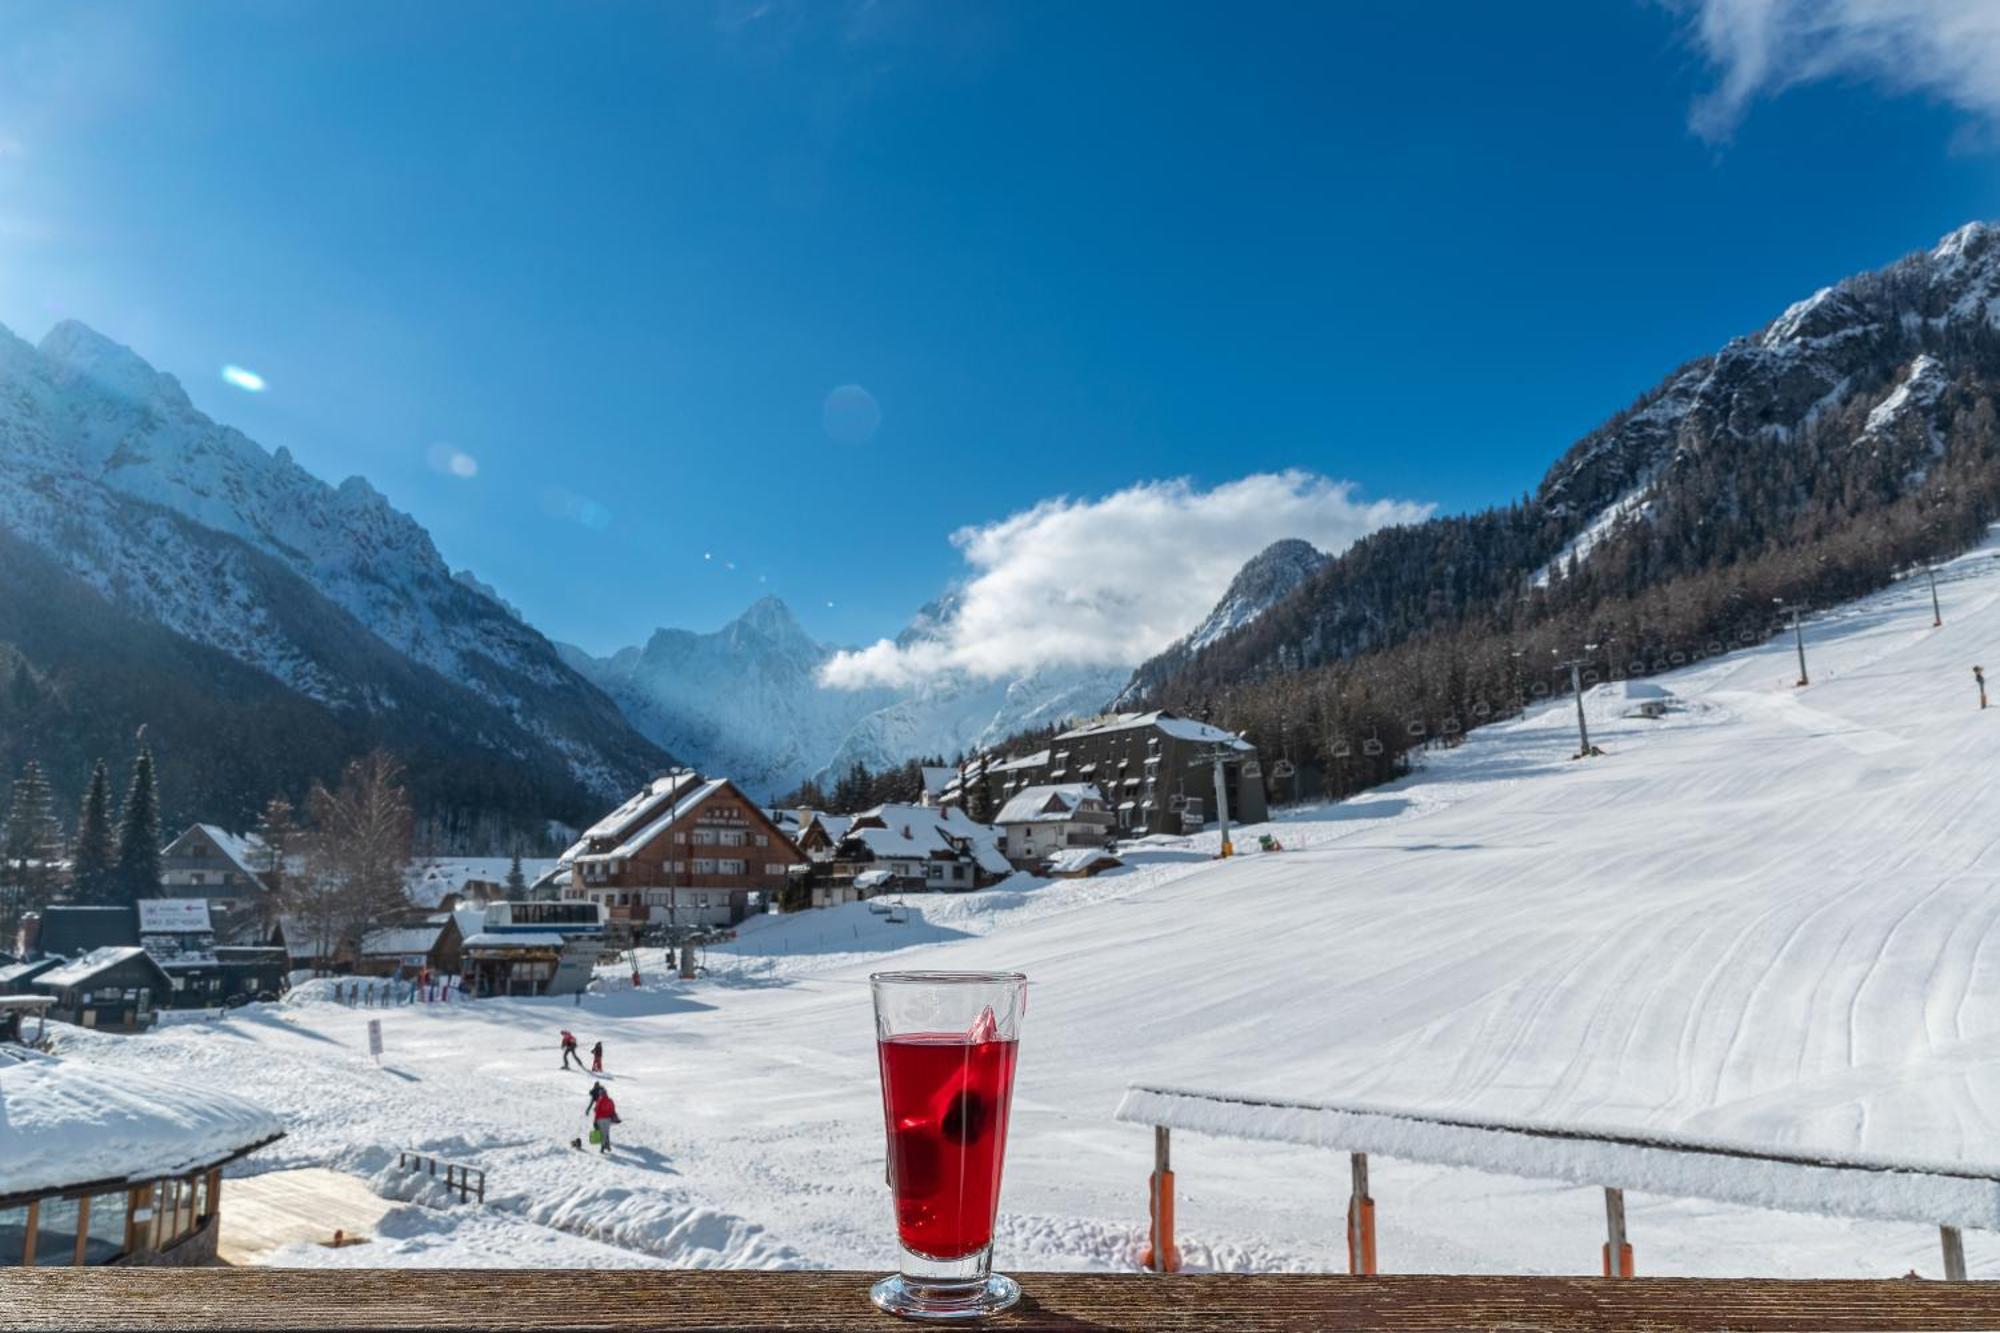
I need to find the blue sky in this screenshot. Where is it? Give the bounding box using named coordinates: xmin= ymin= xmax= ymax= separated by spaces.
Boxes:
xmin=2 ymin=1 xmax=1997 ymax=665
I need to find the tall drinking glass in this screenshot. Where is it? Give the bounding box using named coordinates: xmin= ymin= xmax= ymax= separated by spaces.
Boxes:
xmin=870 ymin=970 xmax=1027 ymax=1320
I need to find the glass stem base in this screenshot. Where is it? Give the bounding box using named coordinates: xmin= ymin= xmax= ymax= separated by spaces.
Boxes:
xmin=870 ymin=1271 xmax=1019 ymax=1321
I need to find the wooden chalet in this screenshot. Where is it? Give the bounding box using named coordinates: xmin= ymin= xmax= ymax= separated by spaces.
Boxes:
xmin=562 ymin=772 xmax=808 ymax=933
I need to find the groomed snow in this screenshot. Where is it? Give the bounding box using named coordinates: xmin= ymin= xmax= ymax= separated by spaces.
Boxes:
xmin=44 ymin=527 xmax=2000 ymax=1276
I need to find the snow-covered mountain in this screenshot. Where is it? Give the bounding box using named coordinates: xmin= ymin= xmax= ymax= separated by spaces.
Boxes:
xmin=1129 ymin=220 xmax=2000 ymax=702
xmin=1117 ymin=539 xmax=1327 ymax=704
xmin=561 ymin=592 xmax=1129 ymax=800
xmin=0 ymin=319 xmax=665 ymax=815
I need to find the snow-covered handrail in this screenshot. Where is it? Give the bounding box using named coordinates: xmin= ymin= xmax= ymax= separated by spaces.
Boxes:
xmin=1115 ymin=1083 xmax=2000 ymax=1231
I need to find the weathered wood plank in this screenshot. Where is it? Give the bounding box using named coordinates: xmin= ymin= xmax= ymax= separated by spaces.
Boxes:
xmin=3 ymin=1271 xmax=2000 ymax=1332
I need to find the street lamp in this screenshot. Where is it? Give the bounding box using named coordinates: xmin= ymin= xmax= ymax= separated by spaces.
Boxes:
xmin=1926 ymin=565 xmax=1943 ymax=628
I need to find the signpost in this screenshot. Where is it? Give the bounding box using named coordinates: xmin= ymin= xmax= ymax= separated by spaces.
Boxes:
xmin=367 ymin=1018 xmax=383 ymax=1066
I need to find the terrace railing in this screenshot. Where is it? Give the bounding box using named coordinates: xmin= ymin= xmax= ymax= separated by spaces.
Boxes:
xmin=1116 ymin=1083 xmax=2000 ymax=1281
xmin=396 ymin=1150 xmax=486 ymax=1204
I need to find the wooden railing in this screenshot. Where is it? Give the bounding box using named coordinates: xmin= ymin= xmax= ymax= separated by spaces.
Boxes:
xmin=1117 ymin=1083 xmax=1998 ymax=1281
xmin=395 ymin=1151 xmax=486 ymax=1204
xmin=4 ymin=1269 xmax=2000 ymax=1330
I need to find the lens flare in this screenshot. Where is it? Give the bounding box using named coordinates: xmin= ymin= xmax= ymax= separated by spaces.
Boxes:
xmin=221 ymin=365 xmax=266 ymax=393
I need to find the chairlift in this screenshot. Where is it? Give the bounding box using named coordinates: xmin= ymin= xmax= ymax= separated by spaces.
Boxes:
xmin=1441 ymin=715 xmax=1462 ymax=736
xmin=1362 ymin=733 xmax=1385 ymax=758
xmin=1271 ymin=757 xmax=1297 ymax=779
xmin=1707 ymin=641 xmax=1724 ymax=655
xmin=1330 ymin=738 xmax=1352 ymax=760
xmin=1406 ymin=719 xmax=1428 ymax=739
xmin=1471 ymin=700 xmax=1491 ymax=719
xmin=867 ymin=899 xmax=891 ymax=915
xmin=1738 ymin=628 xmax=1756 ymax=644
xmin=1629 ymin=660 xmax=1648 ymax=677
xmin=1168 ymin=793 xmax=1187 ymax=811
xmin=1241 ymin=760 xmax=1263 ymax=780
xmin=886 ymin=900 xmax=909 ymax=925
xmin=1581 ymin=669 xmax=1600 ymax=686
xmin=1532 ymin=681 xmax=1550 ymax=698
xmin=1669 ymin=651 xmax=1687 ymax=666
xmin=1652 ymin=659 xmax=1669 ymax=673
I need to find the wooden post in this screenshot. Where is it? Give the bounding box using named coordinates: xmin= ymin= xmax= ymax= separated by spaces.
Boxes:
xmin=21 ymin=1201 xmax=38 ymax=1267
xmin=1942 ymin=1226 xmax=1968 ymax=1282
xmin=73 ymin=1196 xmax=91 ymax=1266
xmin=1603 ymin=1187 xmax=1634 ymax=1278
xmin=1346 ymin=1152 xmax=1378 ymax=1276
xmin=1143 ymin=1125 xmax=1180 ymax=1273
xmin=207 ymin=1169 xmax=222 ymax=1220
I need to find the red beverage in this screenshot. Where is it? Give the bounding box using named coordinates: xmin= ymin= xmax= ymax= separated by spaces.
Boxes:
xmin=877 ymin=1033 xmax=1019 ymax=1260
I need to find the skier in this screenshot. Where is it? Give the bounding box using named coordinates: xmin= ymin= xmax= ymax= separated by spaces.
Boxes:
xmin=560 ymin=1029 xmax=582 ymax=1071
xmin=590 ymin=1088 xmax=620 ymax=1155
xmin=591 ymin=1040 xmax=604 ymax=1073
xmin=584 ymin=1080 xmax=606 ymax=1117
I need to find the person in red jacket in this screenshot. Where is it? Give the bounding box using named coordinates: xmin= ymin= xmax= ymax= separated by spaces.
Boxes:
xmin=560 ymin=1029 xmax=582 ymax=1071
xmin=591 ymin=1040 xmax=604 ymax=1073
xmin=591 ymin=1089 xmax=620 ymax=1155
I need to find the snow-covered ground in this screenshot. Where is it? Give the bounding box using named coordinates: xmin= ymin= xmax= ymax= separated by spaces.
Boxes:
xmin=47 ymin=532 xmax=2000 ymax=1276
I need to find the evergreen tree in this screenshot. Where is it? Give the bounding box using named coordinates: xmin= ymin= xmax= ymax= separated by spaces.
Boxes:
xmin=505 ymin=847 xmax=526 ymax=895
xmin=113 ymin=736 xmax=163 ymax=905
xmin=71 ymin=758 xmax=116 ymax=904
xmin=3 ymin=759 xmax=63 ymax=942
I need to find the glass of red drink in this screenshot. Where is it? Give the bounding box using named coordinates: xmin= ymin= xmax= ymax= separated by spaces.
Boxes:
xmin=870 ymin=970 xmax=1027 ymax=1320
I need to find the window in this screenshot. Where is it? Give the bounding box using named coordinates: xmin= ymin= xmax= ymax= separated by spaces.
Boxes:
xmin=718 ymin=829 xmax=745 ymax=847
xmin=692 ymin=858 xmax=717 ymax=875
xmin=765 ymin=862 xmax=787 ymax=876
xmin=926 ymin=862 xmax=944 ymax=880
xmin=32 ymin=1196 xmax=80 ymax=1265
xmin=85 ymin=1192 xmax=126 ymax=1263
xmin=692 ymin=828 xmax=717 ymax=845
xmin=717 ymin=858 xmax=746 ymax=876
xmin=754 ymin=834 xmax=768 ymax=847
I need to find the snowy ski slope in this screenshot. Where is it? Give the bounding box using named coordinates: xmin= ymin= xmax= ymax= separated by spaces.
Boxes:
xmin=40 ymin=531 xmax=2000 ymax=1276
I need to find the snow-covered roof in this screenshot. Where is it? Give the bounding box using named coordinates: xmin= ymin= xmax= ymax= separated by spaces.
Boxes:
xmin=854 ymin=869 xmax=894 ymax=889
xmin=920 ymin=766 xmax=955 ymax=796
xmin=1058 ymin=711 xmax=1252 ymax=750
xmin=0 ymin=1048 xmax=283 ymax=1200
xmin=989 ymin=749 xmax=1051 ymax=774
xmin=567 ymin=775 xmax=728 ymax=864
xmin=996 ymin=783 xmax=1106 ymax=826
xmin=136 ymin=898 xmax=213 ymax=933
xmin=35 ymin=947 xmax=159 ymax=990
xmin=359 ymin=925 xmax=445 ymax=957
xmin=1115 ymin=1085 xmax=2000 ymax=1232
xmin=1048 ymin=847 xmax=1121 ymax=874
xmin=803 ymin=812 xmax=853 ymax=842
xmin=0 ymin=958 xmax=60 ymax=988
xmin=194 ymin=824 xmax=268 ymax=878
xmin=462 ymin=931 xmax=566 ymax=950
xmin=405 ymin=856 xmax=555 ymax=909
xmin=566 ymin=770 xmax=706 ymax=858
xmin=841 ymin=804 xmax=1008 ymax=875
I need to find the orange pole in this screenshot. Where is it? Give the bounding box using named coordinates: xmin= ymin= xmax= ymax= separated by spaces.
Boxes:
xmin=1347 ymin=1153 xmax=1378 ymax=1275
xmin=1142 ymin=1125 xmax=1181 ymax=1273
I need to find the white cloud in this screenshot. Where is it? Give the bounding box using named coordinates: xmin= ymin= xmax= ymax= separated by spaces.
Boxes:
xmin=1682 ymin=0 xmax=2000 ymax=141
xmin=819 ymin=471 xmax=1430 ymax=689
